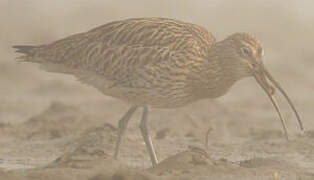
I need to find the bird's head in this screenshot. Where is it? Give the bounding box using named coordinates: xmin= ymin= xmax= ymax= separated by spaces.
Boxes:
xmin=218 ymin=33 xmax=303 ymax=139
xmin=221 ymin=33 xmax=264 ymax=78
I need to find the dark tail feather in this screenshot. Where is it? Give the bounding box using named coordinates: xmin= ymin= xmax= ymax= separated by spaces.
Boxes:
xmin=12 ymin=45 xmax=36 ymax=55
xmin=12 ymin=45 xmax=38 ymax=62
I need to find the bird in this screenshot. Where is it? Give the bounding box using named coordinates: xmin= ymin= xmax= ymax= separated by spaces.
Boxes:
xmin=13 ymin=17 xmax=304 ymax=167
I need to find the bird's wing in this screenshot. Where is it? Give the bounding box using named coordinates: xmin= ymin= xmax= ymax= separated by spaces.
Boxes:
xmin=28 ymin=18 xmax=216 ymax=64
xmin=85 ymin=18 xmax=216 ymax=52
xmin=33 ymin=44 xmax=177 ymax=93
xmin=14 ymin=18 xmax=216 ymax=90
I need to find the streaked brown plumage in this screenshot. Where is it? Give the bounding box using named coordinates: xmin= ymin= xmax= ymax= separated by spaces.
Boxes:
xmin=13 ymin=17 xmax=303 ymax=167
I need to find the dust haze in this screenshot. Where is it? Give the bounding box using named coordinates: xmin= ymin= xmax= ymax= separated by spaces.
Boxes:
xmin=1 ymin=1 xmax=314 ymax=179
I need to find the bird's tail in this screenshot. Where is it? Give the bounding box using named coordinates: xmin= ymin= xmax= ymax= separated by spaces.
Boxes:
xmin=12 ymin=45 xmax=37 ymax=55
xmin=12 ymin=45 xmax=37 ymax=62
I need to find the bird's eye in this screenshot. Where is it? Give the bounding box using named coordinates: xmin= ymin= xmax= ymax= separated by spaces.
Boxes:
xmin=241 ymin=47 xmax=252 ymax=57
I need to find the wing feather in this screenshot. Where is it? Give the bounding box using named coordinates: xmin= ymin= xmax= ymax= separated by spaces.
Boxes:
xmin=16 ymin=18 xmax=216 ymax=93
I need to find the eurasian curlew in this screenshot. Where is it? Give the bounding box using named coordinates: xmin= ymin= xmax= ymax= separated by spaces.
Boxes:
xmin=13 ymin=18 xmax=303 ymax=167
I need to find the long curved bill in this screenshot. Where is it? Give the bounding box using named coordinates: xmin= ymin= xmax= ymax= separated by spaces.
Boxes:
xmin=252 ymin=63 xmax=304 ymax=140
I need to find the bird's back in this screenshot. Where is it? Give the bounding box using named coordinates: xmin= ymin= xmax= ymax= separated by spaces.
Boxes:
xmin=14 ymin=18 xmax=216 ymax=107
xmin=32 ymin=18 xmax=214 ymax=66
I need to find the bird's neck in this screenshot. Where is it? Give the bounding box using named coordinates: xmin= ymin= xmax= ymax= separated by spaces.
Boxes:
xmin=187 ymin=43 xmax=243 ymax=99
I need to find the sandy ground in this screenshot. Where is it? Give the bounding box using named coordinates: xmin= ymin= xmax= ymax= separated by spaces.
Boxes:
xmin=1 ymin=1 xmax=314 ymax=179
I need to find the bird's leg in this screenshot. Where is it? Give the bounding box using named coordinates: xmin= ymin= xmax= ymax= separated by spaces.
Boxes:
xmin=114 ymin=106 xmax=138 ymax=159
xmin=139 ymin=105 xmax=158 ymax=167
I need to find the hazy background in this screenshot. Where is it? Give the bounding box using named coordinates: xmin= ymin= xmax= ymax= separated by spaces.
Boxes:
xmin=0 ymin=1 xmax=313 ymax=178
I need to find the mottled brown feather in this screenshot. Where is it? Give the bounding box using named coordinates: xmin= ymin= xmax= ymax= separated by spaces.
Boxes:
xmin=13 ymin=18 xmax=249 ymax=108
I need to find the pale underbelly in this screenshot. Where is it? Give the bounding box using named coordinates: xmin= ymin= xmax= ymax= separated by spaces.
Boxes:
xmin=100 ymin=86 xmax=202 ymax=108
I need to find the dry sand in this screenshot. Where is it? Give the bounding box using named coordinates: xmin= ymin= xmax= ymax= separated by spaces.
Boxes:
xmin=1 ymin=1 xmax=314 ymax=179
